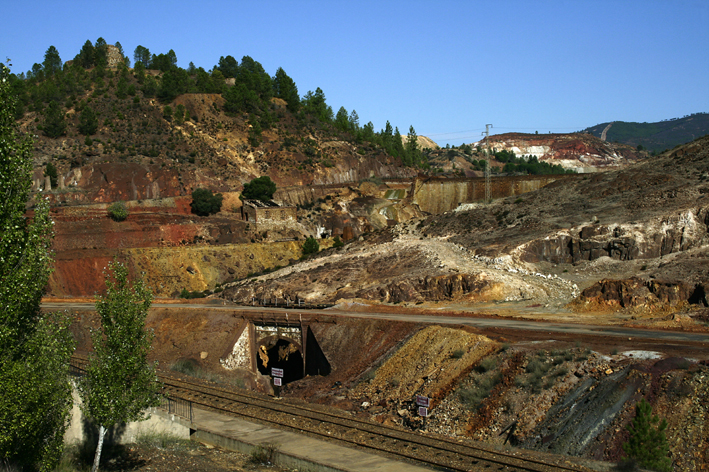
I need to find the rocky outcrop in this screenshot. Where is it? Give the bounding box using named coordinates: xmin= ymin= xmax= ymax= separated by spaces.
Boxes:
xmin=576 ymin=277 xmax=709 ymax=309
xmin=519 ymin=209 xmax=709 ymax=264
xmin=355 ymin=273 xmax=492 ymax=304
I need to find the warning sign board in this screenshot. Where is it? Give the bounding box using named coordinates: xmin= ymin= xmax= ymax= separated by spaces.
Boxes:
xmin=415 ymin=395 xmax=430 ymax=408
xmin=274 ymin=377 xmax=282 ymax=387
xmin=418 ymin=406 xmax=428 ymax=417
xmin=271 ymin=367 xmax=284 ymax=378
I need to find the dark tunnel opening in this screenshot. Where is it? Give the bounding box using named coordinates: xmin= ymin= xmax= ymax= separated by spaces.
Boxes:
xmin=256 ymin=338 xmax=304 ymax=384
xmin=305 ymin=326 xmax=331 ymax=376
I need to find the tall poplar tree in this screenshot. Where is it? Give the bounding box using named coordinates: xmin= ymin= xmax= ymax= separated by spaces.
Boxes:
xmin=0 ymin=63 xmax=75 ymax=471
xmin=78 ymin=261 xmax=161 ymax=472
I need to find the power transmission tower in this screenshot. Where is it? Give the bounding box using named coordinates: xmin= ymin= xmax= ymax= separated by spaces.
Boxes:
xmin=482 ymin=124 xmax=493 ymax=202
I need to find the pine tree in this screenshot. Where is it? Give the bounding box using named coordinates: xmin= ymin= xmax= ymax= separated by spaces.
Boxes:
xmin=622 ymin=398 xmax=672 ymax=472
xmin=79 ymin=261 xmax=161 ymax=472
xmin=78 ymin=105 xmax=98 ymax=135
xmin=43 ymin=101 xmax=66 ymax=138
xmin=42 ymin=45 xmax=62 ymax=76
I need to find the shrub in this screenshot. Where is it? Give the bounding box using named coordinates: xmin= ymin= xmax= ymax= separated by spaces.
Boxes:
xmin=475 ymin=357 xmax=498 ymax=373
xmin=190 ymin=188 xmax=223 ymax=216
xmin=302 ymin=236 xmax=319 ymax=256
xmin=45 ymin=162 xmax=58 ymax=188
xmin=240 ymin=176 xmax=276 ymax=202
xmin=332 ymin=236 xmax=344 ymax=248
xmin=459 ymin=371 xmax=502 ymax=411
xmin=107 ymin=202 xmax=128 ymax=221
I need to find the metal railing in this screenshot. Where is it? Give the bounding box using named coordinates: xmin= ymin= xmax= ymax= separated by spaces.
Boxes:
xmin=158 ymin=395 xmax=193 ymax=423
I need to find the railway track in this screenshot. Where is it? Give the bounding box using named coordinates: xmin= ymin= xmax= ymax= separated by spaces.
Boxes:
xmin=70 ymin=356 xmax=593 ymax=472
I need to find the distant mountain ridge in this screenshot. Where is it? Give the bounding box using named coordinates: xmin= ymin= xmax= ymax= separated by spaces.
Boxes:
xmin=583 ymin=113 xmax=709 ymax=153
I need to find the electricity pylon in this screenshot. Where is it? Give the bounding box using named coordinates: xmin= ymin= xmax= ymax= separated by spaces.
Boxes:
xmin=482 ymin=124 xmax=493 ymax=202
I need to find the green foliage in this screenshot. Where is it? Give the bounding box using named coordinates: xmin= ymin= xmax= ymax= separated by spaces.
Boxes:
xmin=451 ymin=349 xmax=465 ymax=359
xmin=498 ymin=151 xmax=575 ymax=175
xmin=403 ymin=125 xmax=428 ymax=168
xmin=514 ymin=350 xmax=562 ymax=393
xmin=0 ymin=64 xmax=75 ymax=471
xmin=133 ymin=45 xmax=151 ymax=68
xmin=301 ymin=87 xmax=333 ymax=122
xmin=332 ymin=236 xmax=344 ymax=248
xmin=217 ymin=55 xmax=238 ymax=78
xmin=78 ymin=106 xmax=98 ymax=135
xmin=191 ymin=188 xmax=223 ymax=216
xmin=248 ymin=119 xmax=262 ymax=147
xmin=150 ymin=49 xmax=178 ymax=72
xmin=107 ymin=201 xmax=128 ymax=221
xmin=222 ymin=55 xmax=273 ymax=116
xmin=622 ymin=399 xmax=671 ymax=472
xmin=75 ymin=40 xmax=96 ymax=69
xmin=45 ymin=162 xmax=58 ymax=188
xmin=163 ymin=104 xmax=173 ymax=121
xmin=240 ymin=176 xmax=276 ymax=202
xmin=458 ymin=371 xmax=502 ymax=411
xmin=273 ymin=67 xmax=300 ymax=113
xmin=174 ymin=104 xmax=186 ymax=124
xmin=43 ymin=45 xmax=62 ymax=77
xmin=179 ymin=288 xmax=206 ymax=299
xmin=302 ymin=236 xmax=319 ymax=256
xmin=78 ymin=261 xmax=162 ymax=471
xmin=43 ymin=100 xmax=66 ymax=138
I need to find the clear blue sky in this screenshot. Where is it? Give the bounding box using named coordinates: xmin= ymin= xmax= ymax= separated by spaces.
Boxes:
xmin=3 ymin=0 xmax=708 ymax=146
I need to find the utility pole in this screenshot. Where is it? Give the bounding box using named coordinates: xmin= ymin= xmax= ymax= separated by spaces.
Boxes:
xmin=482 ymin=124 xmax=493 ymax=202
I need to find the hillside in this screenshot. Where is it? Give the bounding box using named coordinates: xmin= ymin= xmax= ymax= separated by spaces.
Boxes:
xmin=220 ymin=135 xmax=709 ymax=328
xmin=583 ymin=113 xmax=709 ymax=153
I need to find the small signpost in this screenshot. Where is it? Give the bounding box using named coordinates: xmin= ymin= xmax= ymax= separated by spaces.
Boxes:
xmin=416 ymin=395 xmax=430 ymax=418
xmin=271 ymin=367 xmax=284 ymax=394
xmin=271 ymin=367 xmax=284 ymax=378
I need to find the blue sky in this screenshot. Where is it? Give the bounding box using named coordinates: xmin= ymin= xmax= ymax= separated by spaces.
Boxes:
xmin=3 ymin=0 xmax=708 ymax=146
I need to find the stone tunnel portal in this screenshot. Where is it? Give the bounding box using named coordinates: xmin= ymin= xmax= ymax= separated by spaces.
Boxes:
xmin=221 ymin=320 xmax=332 ymax=386
xmin=256 ymin=336 xmax=304 ymax=384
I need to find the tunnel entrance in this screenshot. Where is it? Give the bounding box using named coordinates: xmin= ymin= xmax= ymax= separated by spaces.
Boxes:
xmin=305 ymin=326 xmax=331 ymax=376
xmin=256 ymin=337 xmax=304 ymax=384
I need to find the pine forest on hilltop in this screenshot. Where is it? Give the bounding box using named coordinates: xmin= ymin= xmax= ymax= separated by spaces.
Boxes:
xmin=7 ymin=38 xmax=431 ymax=179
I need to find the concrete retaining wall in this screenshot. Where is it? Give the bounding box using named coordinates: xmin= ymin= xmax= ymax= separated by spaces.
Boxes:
xmin=65 ymin=386 xmax=191 ymax=446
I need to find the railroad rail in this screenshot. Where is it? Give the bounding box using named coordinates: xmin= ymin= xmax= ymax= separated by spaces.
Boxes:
xmin=70 ymin=355 xmax=592 ymax=471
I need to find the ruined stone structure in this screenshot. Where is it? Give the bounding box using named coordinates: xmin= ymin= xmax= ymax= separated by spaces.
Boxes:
xmin=106 ymin=45 xmax=125 ymax=69
xmin=241 ymin=199 xmax=297 ymax=230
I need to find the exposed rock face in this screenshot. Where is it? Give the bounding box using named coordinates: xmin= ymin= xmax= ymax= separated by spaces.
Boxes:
xmin=519 ymin=207 xmax=709 ymax=264
xmin=476 ymin=132 xmax=644 ymax=172
xmin=577 ymin=277 xmax=709 ymax=309
xmin=412 ymin=174 xmax=578 ymax=214
xmin=355 ymin=273 xmax=492 ymax=304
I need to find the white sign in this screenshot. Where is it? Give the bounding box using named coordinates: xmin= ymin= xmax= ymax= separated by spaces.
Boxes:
xmin=274 ymin=377 xmax=282 ymax=387
xmin=416 ymin=395 xmax=430 ymax=408
xmin=418 ymin=406 xmax=428 ymax=417
xmin=271 ymin=367 xmax=284 ymax=378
